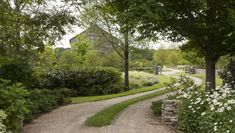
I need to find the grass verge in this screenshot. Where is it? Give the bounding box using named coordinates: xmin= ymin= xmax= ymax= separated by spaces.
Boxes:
xmin=72 ymin=75 xmax=171 ymax=103
xmin=85 ymin=86 xmax=178 ymax=127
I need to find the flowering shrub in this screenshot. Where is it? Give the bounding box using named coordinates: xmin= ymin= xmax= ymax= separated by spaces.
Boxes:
xmin=175 ymin=76 xmax=235 ymax=133
xmin=0 ymin=110 xmax=6 ymax=133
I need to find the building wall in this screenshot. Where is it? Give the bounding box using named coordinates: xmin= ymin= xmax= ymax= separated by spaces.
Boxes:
xmin=70 ymin=25 xmax=120 ymax=53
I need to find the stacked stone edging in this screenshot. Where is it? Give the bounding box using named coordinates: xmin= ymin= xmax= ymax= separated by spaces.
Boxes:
xmin=162 ymin=100 xmax=181 ymax=125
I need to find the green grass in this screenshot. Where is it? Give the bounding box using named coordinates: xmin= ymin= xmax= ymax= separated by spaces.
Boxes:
xmin=176 ymin=72 xmax=222 ymax=86
xmin=86 ymin=86 xmax=178 ymax=127
xmin=72 ymin=75 xmax=172 ymax=103
xmin=151 ymin=100 xmax=163 ymax=117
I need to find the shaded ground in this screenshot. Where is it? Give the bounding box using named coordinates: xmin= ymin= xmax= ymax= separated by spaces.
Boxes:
xmin=22 ymin=69 xmax=200 ymax=133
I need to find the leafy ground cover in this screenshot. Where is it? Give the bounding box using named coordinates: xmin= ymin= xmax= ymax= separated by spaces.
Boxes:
xmin=72 ymin=75 xmax=171 ymax=103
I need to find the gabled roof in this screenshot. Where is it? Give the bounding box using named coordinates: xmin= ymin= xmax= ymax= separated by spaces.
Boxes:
xmin=70 ymin=24 xmax=120 ymax=44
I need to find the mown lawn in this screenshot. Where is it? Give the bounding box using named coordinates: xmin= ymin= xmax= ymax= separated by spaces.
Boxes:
xmin=72 ymin=75 xmax=172 ymax=103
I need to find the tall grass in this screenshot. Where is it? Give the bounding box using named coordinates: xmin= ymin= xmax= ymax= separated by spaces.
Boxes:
xmin=125 ymin=71 xmax=159 ymax=88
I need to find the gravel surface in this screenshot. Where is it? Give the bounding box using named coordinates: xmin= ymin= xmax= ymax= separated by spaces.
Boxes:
xmin=22 ymin=69 xmax=201 ymax=133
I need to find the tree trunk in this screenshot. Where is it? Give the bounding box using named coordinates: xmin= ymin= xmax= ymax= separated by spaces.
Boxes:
xmin=205 ymin=56 xmax=216 ymax=91
xmin=124 ymin=32 xmax=129 ymax=89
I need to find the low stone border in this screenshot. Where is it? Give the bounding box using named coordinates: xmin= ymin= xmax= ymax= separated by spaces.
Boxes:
xmin=162 ymin=100 xmax=181 ymax=126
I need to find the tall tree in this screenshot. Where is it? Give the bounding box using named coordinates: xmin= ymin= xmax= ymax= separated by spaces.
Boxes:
xmin=0 ymin=0 xmax=79 ymax=57
xmin=80 ymin=0 xmax=134 ymax=89
xmin=106 ymin=0 xmax=235 ymax=90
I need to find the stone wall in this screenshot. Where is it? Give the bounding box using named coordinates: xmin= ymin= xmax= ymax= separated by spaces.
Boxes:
xmin=162 ymin=100 xmax=181 ymax=125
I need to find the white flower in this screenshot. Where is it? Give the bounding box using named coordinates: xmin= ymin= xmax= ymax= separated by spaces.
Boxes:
xmin=224 ymin=103 xmax=228 ymax=107
xmin=226 ymin=130 xmax=230 ymax=133
xmin=210 ymin=105 xmax=215 ymax=111
xmin=229 ymin=120 xmax=233 ymax=123
xmin=183 ymin=93 xmax=188 ymax=98
xmin=217 ymin=107 xmax=224 ymax=113
xmin=228 ymin=99 xmax=235 ymax=104
xmin=226 ymin=106 xmax=231 ymax=111
xmin=214 ymin=126 xmax=217 ymax=131
xmin=201 ymin=112 xmax=206 ymax=116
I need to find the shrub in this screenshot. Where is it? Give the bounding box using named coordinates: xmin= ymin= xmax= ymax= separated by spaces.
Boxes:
xmin=24 ymin=88 xmax=72 ymax=121
xmin=0 ymin=58 xmax=33 ymax=86
xmin=31 ymin=67 xmax=123 ymax=96
xmin=0 ymin=79 xmax=29 ymax=132
xmin=219 ymin=60 xmax=235 ymax=89
xmin=173 ymin=76 xmax=235 ymax=133
xmin=0 ymin=78 xmax=72 ymax=131
xmin=0 ymin=110 xmax=7 ymax=133
xmin=151 ymin=100 xmax=162 ymax=117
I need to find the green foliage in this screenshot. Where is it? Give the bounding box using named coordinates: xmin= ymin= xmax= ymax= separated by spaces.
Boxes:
xmin=56 ymin=50 xmax=83 ymax=69
xmin=151 ymin=101 xmax=162 ymax=117
xmin=153 ymin=49 xmax=187 ymax=66
xmin=83 ymin=51 xmax=104 ymax=67
xmin=219 ymin=60 xmax=235 ymax=89
xmin=216 ymin=55 xmax=231 ymax=69
xmin=71 ymin=35 xmax=90 ymax=64
xmin=168 ymin=76 xmax=235 ymax=133
xmin=0 ymin=110 xmax=7 ymax=133
xmin=31 ymin=67 xmax=123 ymax=96
xmin=0 ymin=77 xmax=72 ymax=131
xmin=0 ymin=57 xmax=33 ymax=86
xmin=181 ymin=51 xmax=205 ymax=68
xmin=106 ymin=0 xmax=235 ymax=57
xmin=0 ymin=0 xmax=77 ymax=56
xmin=0 ymin=79 xmax=29 ymax=132
xmin=34 ymin=46 xmax=57 ymax=73
xmin=130 ymin=46 xmax=154 ymax=61
xmin=130 ymin=47 xmax=154 ymax=68
xmin=25 ymin=88 xmax=72 ymax=121
xmin=100 ymin=52 xmax=123 ymax=69
xmin=106 ymin=0 xmax=235 ymax=90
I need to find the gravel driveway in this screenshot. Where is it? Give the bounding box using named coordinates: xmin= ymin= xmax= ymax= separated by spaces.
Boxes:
xmin=22 ymin=69 xmax=201 ymax=133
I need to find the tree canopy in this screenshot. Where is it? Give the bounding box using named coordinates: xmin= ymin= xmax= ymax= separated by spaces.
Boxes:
xmin=0 ymin=0 xmax=79 ymax=57
xmin=105 ymin=0 xmax=235 ymax=90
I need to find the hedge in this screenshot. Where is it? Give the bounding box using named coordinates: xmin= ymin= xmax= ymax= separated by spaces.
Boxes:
xmin=31 ymin=67 xmax=123 ymax=96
